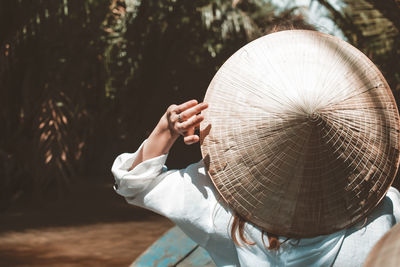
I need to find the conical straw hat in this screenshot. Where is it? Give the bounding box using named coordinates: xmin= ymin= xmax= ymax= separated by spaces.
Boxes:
xmin=363 ymin=222 xmax=400 ymax=267
xmin=200 ymin=30 xmax=400 ymax=237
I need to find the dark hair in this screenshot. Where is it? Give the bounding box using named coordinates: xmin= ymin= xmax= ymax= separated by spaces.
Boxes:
xmin=264 ymin=15 xmax=317 ymax=34
xmin=231 ymin=16 xmax=317 ymax=250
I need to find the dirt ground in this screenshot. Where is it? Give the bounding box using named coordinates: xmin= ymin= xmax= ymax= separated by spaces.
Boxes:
xmin=0 ymin=176 xmax=174 ymax=267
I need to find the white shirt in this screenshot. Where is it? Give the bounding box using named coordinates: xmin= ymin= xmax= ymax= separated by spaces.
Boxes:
xmin=112 ymin=141 xmax=400 ymax=267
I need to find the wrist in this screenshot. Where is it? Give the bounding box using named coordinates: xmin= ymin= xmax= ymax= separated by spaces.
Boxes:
xmin=146 ymin=114 xmax=179 ymax=154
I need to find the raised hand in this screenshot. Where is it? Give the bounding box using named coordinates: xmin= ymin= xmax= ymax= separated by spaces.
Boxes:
xmin=129 ymin=99 xmax=208 ymax=170
xmin=166 ymin=99 xmax=208 ymax=145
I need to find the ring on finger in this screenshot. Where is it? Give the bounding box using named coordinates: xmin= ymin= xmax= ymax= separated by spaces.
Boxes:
xmin=178 ymin=113 xmax=183 ymax=123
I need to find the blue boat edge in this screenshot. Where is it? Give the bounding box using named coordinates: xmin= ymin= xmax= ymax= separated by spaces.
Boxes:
xmin=131 ymin=226 xmax=216 ymax=267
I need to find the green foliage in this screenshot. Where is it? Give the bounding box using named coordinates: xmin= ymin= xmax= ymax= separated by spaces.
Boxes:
xmin=1 ymin=0 xmax=399 ymax=202
xmin=346 ymin=0 xmax=400 ymax=92
xmin=0 ymin=0 xmax=280 ymax=202
xmin=103 ymin=0 xmax=282 ymax=163
xmin=0 ymin=0 xmax=109 ymax=202
xmin=317 ymin=0 xmax=400 ymax=93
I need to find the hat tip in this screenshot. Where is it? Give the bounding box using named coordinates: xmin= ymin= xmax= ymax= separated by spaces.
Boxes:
xmin=308 ymin=111 xmax=320 ymax=121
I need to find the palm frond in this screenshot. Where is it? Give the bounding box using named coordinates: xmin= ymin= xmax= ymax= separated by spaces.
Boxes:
xmin=33 ymin=91 xmax=80 ymax=195
xmin=342 ymin=0 xmax=399 ymax=56
xmin=317 ymin=0 xmax=400 ymax=94
xmin=363 ymin=0 xmax=400 ymax=32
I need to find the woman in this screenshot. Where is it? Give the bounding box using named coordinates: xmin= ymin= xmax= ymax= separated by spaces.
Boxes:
xmin=112 ymin=29 xmax=400 ymax=266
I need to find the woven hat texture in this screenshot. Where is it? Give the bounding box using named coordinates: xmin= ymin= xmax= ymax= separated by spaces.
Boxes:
xmin=364 ymin=222 xmax=400 ymax=267
xmin=200 ymin=30 xmax=400 ymax=237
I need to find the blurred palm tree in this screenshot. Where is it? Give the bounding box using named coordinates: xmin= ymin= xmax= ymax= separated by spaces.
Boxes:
xmin=317 ymin=0 xmax=400 ymax=93
xmin=0 ymin=0 xmax=283 ymax=203
xmin=0 ymin=0 xmax=109 ymax=203
xmin=102 ymin=0 xmax=289 ymax=168
xmin=1 ymin=0 xmax=399 ymax=203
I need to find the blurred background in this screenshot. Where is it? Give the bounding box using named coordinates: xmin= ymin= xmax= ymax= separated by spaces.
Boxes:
xmin=0 ymin=0 xmax=399 ymax=266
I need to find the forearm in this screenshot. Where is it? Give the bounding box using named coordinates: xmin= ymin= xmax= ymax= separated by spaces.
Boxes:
xmin=130 ymin=113 xmax=178 ymax=170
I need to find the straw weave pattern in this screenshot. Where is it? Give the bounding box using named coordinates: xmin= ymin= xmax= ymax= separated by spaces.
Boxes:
xmin=200 ymin=31 xmax=400 ymax=237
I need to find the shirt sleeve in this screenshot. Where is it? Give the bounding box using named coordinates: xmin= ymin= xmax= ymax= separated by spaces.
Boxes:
xmin=111 ymin=140 xmax=169 ymax=198
xmin=111 ymin=140 xmax=226 ymax=247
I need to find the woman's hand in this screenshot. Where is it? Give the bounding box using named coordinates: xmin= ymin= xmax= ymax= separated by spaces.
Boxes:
xmin=129 ymin=99 xmax=208 ymax=170
xmin=165 ymin=99 xmax=208 ymax=145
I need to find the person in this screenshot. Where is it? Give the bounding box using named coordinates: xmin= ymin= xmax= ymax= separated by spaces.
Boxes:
xmin=112 ymin=26 xmax=400 ymax=266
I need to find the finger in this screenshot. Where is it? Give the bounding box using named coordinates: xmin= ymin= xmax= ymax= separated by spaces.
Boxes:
xmin=179 ymin=102 xmax=208 ymax=121
xmin=185 ymin=126 xmax=195 ymax=137
xmin=175 ymin=99 xmax=198 ymax=114
xmin=194 ymin=122 xmax=202 ymax=132
xmin=184 ymin=135 xmax=200 ymax=145
xmin=177 ymin=114 xmax=204 ymax=132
